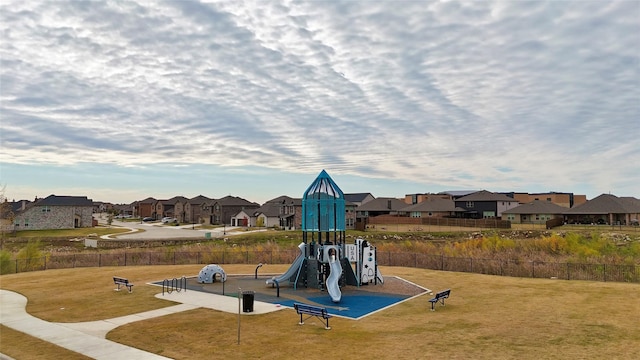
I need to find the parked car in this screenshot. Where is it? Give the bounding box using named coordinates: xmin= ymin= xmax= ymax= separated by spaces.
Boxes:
xmin=162 ymin=217 xmax=178 ymax=224
xmin=631 ymin=219 xmax=639 ymax=226
xmin=142 ymin=217 xmax=154 ymax=222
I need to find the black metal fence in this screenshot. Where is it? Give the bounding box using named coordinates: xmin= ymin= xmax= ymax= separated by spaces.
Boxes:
xmin=2 ymin=250 xmax=638 ymax=283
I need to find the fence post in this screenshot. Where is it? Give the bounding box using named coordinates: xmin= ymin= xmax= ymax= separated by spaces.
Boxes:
xmin=532 ymin=261 xmax=535 ymax=278
xmin=99 ymin=254 xmax=101 ymax=267
xmin=603 ymin=264 xmax=606 ymax=282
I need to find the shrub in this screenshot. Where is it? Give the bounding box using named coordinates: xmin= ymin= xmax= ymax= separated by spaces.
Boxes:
xmin=0 ymin=250 xmax=14 ymax=274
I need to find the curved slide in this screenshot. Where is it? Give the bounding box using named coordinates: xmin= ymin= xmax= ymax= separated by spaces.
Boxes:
xmin=266 ymin=242 xmax=306 ymax=285
xmin=326 ymin=257 xmax=342 ymax=303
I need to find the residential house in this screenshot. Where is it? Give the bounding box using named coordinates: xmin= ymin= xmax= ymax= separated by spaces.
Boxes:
xmin=251 ymin=201 xmax=282 ymax=228
xmin=252 ymin=196 xmax=302 ymax=229
xmin=231 ymin=209 xmax=251 ymax=227
xmin=202 ymin=196 xmax=260 ymax=225
xmin=403 ymin=193 xmax=452 ymax=204
xmin=135 ymin=197 xmax=156 ymax=218
xmin=1 ymin=200 xmax=29 ymax=233
xmin=455 ymin=190 xmax=520 ymax=219
xmin=153 ymin=196 xmax=188 ymax=220
xmin=345 ymin=200 xmax=357 ymax=230
xmin=344 ymin=193 xmax=375 ymax=207
xmin=184 ymin=195 xmax=212 ymax=224
xmin=438 ymin=190 xmax=478 ymax=200
xmin=172 ymin=196 xmax=190 ymax=222
xmin=12 ymin=195 xmax=94 ymax=230
xmin=345 ymin=193 xmax=375 ymax=230
xmin=112 ymin=204 xmax=133 ymax=217
xmin=563 ymin=194 xmax=640 ymax=225
xmin=504 ymin=192 xmax=587 ymax=208
xmin=356 ymin=197 xmax=407 ymax=219
xmin=399 ymin=198 xmax=462 ymax=218
xmin=277 ymin=196 xmax=302 ymax=230
xmin=501 ymin=200 xmax=567 ymax=224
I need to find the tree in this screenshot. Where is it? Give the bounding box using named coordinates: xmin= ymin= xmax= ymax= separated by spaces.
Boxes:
xmin=0 ymin=185 xmax=16 ymax=250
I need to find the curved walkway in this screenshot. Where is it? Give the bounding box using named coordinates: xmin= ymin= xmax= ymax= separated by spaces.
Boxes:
xmin=0 ymin=288 xmax=283 ymax=359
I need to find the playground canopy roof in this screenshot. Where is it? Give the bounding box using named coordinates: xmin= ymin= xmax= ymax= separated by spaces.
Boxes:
xmin=302 ymin=170 xmax=345 ymax=232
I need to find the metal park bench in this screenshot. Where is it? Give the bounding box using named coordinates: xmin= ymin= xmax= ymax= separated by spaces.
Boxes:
xmin=294 ymin=303 xmax=332 ymax=330
xmin=428 ymin=289 xmax=451 ymax=311
xmin=113 ymin=276 xmax=134 ymax=293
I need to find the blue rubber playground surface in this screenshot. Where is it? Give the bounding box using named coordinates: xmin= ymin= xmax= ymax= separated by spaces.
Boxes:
xmin=158 ymin=275 xmax=429 ymax=320
xmin=277 ymin=292 xmax=411 ymax=319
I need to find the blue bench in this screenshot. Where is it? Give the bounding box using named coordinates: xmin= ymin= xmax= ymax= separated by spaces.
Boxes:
xmin=428 ymin=289 xmax=450 ymax=311
xmin=294 ymin=303 xmax=332 ymax=330
xmin=113 ymin=276 xmax=134 ymax=293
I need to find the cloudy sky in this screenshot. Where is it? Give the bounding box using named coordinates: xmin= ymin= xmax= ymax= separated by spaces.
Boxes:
xmin=1 ymin=0 xmax=638 ymax=205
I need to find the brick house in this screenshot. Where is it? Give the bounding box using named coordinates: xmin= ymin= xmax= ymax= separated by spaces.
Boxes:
xmin=455 ymin=190 xmax=520 ymax=219
xmin=202 ymin=196 xmax=260 ymax=225
xmin=399 ymin=198 xmax=463 ymax=218
xmin=501 ymin=200 xmax=567 ymax=224
xmin=184 ymin=195 xmax=212 ymax=224
xmin=12 ymin=195 xmax=94 ymax=230
xmin=135 ymin=197 xmax=156 ymax=218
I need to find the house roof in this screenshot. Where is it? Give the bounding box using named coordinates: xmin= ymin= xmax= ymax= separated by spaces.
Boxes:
xmin=564 ymin=194 xmax=640 ymax=214
xmin=263 ymin=195 xmax=302 ymax=206
xmin=36 ymin=195 xmax=93 ymax=207
xmin=356 ymin=197 xmax=406 ymax=211
xmin=456 ymin=190 xmax=517 ymax=202
xmin=165 ymin=196 xmax=189 ymax=205
xmin=502 ymin=200 xmax=567 ymax=215
xmin=344 ymin=193 xmax=374 ymax=203
xmin=188 ymin=195 xmax=212 ymax=205
xmin=217 ymin=195 xmax=260 ymax=207
xmin=400 ymin=198 xmax=458 ymax=212
xmin=439 ymin=190 xmax=478 ymax=197
xmin=138 ymin=197 xmax=156 ymax=204
xmin=253 ymin=202 xmax=281 ymax=217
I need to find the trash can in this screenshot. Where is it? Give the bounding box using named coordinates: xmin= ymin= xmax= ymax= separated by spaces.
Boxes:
xmin=205 ymin=232 xmax=211 ymax=239
xmin=242 ymin=291 xmax=255 ymax=313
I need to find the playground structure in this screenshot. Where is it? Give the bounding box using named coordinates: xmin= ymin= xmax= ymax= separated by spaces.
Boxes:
xmin=267 ymin=170 xmax=383 ymax=303
xmin=198 ymin=264 xmax=227 ymax=283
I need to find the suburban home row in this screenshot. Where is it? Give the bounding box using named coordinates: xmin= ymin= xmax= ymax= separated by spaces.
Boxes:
xmin=3 ymin=190 xmax=638 ymax=232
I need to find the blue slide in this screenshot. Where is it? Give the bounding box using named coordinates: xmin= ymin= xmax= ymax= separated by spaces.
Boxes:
xmin=326 ymin=257 xmax=342 ymax=303
xmin=266 ymin=242 xmax=306 ymax=286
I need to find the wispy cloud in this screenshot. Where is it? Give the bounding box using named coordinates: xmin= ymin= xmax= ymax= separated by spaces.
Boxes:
xmin=1 ymin=0 xmax=638 ymax=202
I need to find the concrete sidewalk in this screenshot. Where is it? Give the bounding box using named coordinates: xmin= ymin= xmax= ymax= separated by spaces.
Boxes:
xmin=0 ymin=289 xmax=285 ymax=359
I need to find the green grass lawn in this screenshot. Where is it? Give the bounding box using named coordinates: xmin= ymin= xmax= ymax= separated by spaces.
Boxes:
xmin=1 ymin=264 xmax=639 ymax=359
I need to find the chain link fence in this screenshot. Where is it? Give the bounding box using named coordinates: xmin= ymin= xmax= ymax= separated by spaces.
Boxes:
xmin=2 ymin=249 xmax=638 ymax=283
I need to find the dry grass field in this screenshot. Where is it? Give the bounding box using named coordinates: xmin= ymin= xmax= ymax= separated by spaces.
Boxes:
xmin=1 ymin=264 xmax=639 ymax=359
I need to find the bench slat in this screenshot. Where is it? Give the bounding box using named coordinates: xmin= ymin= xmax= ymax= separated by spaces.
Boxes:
xmin=428 ymin=289 xmax=451 ymax=311
xmin=294 ymin=303 xmax=331 ymax=330
xmin=113 ymin=277 xmax=134 ymax=293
